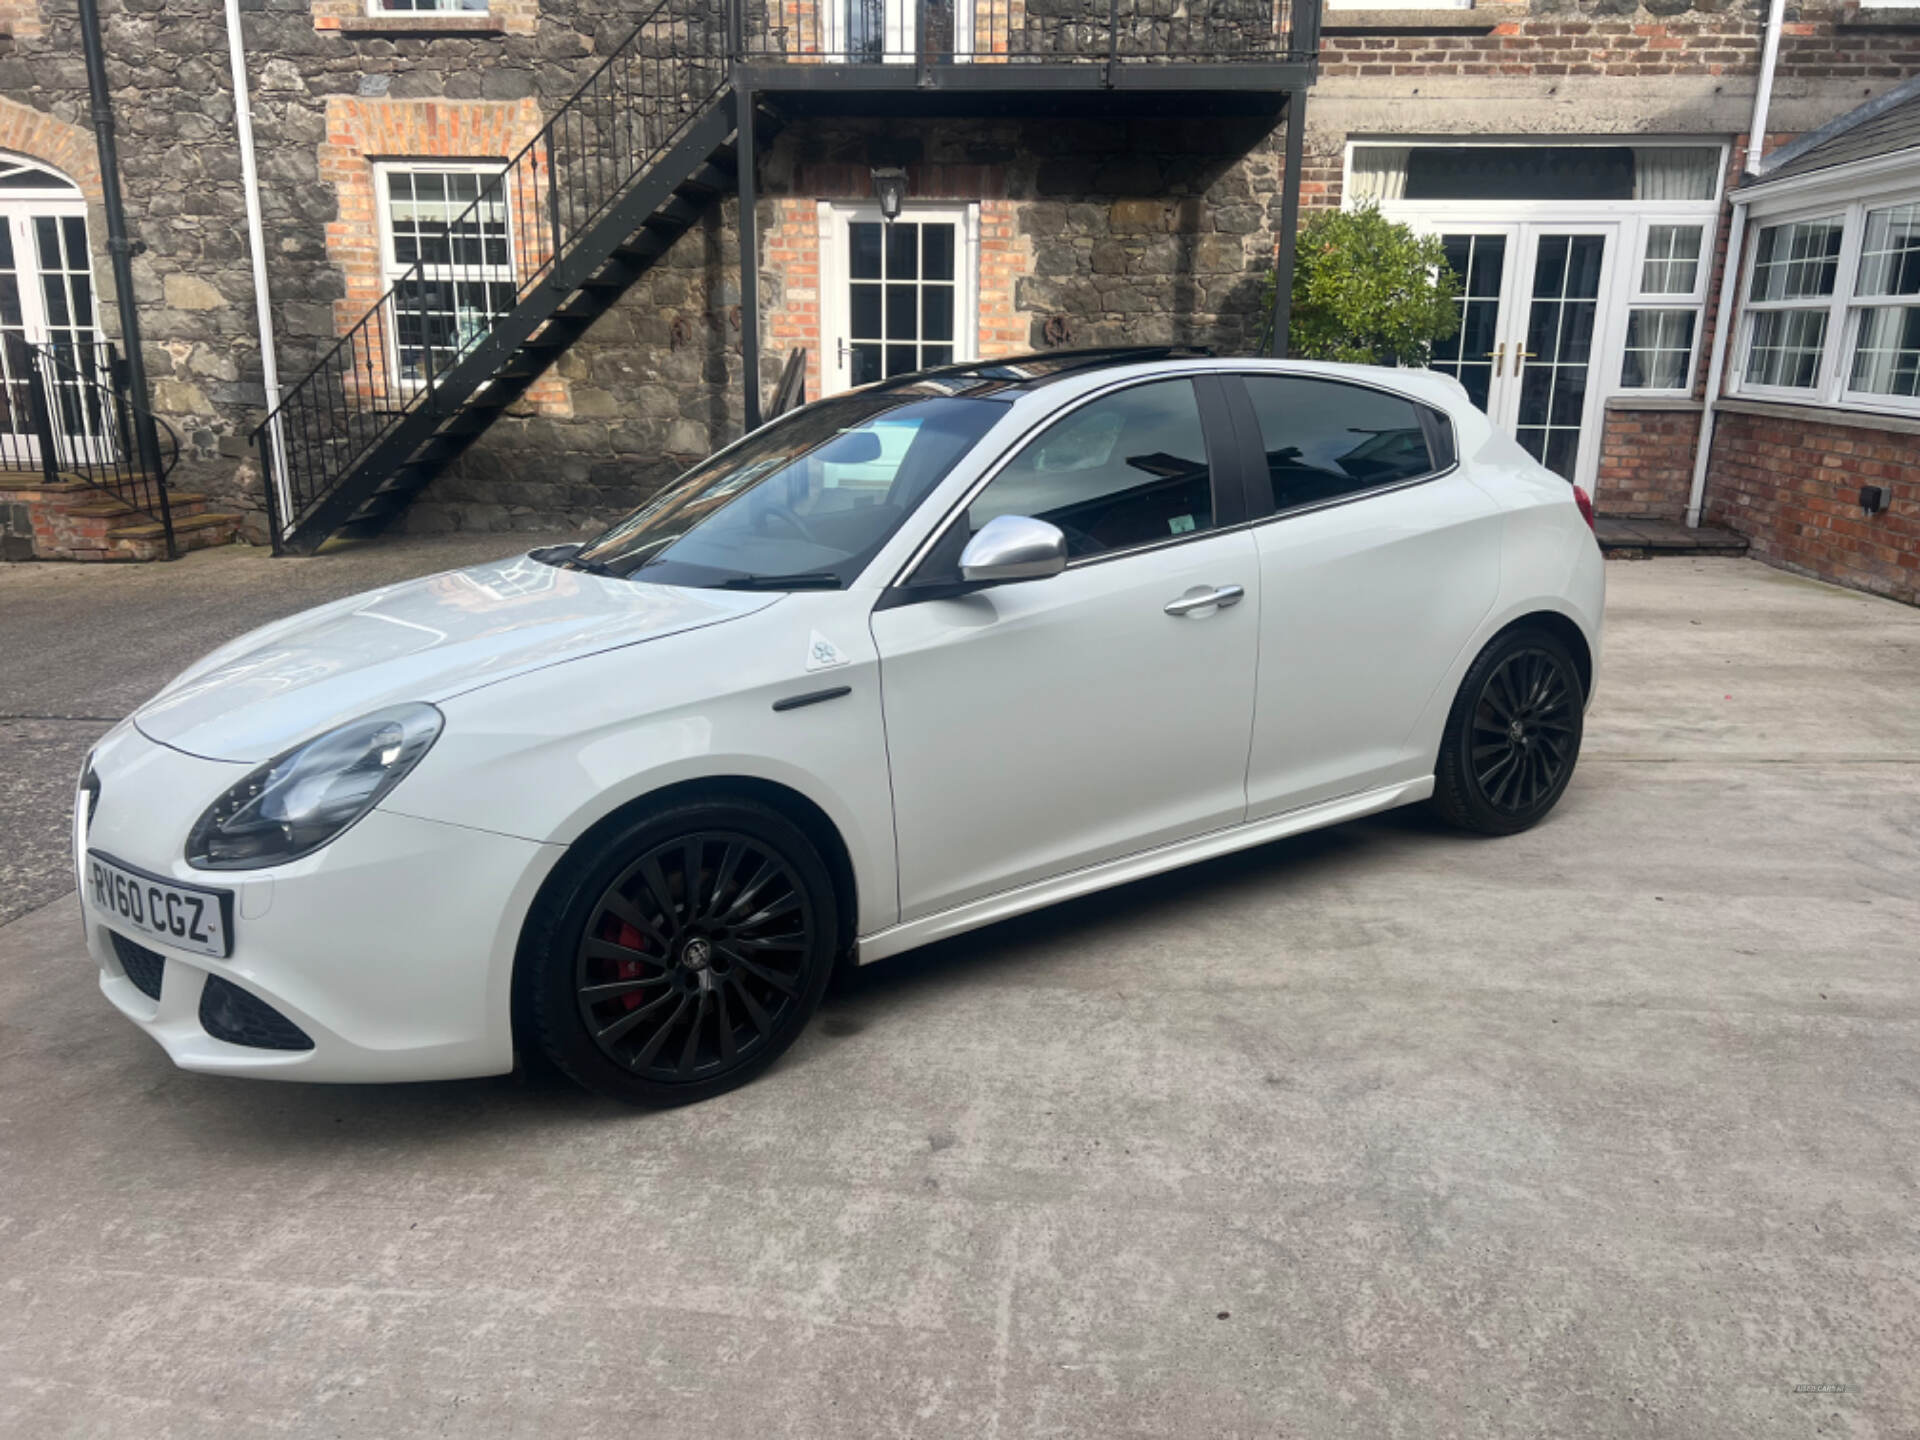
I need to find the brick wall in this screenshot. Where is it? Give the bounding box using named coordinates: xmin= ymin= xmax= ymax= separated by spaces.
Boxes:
xmin=1317 ymin=11 xmax=1920 ymax=82
xmin=1596 ymin=405 xmax=1701 ymax=518
xmin=1704 ymin=411 xmax=1920 ymax=606
xmin=316 ymin=95 xmax=567 ymax=416
xmin=0 ymin=0 xmax=42 ymax=46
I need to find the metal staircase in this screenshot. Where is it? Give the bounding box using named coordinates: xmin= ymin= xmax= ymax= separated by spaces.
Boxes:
xmin=255 ymin=4 xmax=734 ymax=553
xmin=254 ymin=0 xmax=1321 ymax=554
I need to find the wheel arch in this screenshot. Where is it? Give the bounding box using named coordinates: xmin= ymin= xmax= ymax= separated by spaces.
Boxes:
xmin=1495 ymin=608 xmax=1593 ymax=702
xmin=508 ymin=775 xmax=863 ymax=1056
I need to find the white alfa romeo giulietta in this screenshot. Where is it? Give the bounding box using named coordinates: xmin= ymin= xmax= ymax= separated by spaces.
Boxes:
xmin=75 ymin=349 xmax=1603 ymax=1104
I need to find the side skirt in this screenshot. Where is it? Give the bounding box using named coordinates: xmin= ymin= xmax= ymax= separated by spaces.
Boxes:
xmin=852 ymin=776 xmax=1435 ymax=965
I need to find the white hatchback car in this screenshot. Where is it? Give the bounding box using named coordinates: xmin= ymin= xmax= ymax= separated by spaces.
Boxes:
xmin=76 ymin=350 xmax=1603 ymax=1104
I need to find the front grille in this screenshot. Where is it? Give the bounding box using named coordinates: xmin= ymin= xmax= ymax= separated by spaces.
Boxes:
xmin=198 ymin=974 xmax=315 ymax=1052
xmin=109 ymin=931 xmax=165 ymax=1001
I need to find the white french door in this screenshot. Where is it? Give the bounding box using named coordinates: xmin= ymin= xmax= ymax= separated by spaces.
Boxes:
xmin=824 ymin=0 xmax=972 ymax=61
xmin=0 ymin=195 xmax=107 ymax=467
xmin=821 ymin=202 xmax=977 ymax=394
xmin=1422 ymin=220 xmax=1622 ymax=487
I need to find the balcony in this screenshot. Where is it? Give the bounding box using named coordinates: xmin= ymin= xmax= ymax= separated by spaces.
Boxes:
xmin=733 ymin=0 xmax=1319 ymax=113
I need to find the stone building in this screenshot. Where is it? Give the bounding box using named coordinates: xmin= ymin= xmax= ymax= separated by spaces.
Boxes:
xmin=0 ymin=0 xmax=1913 ymax=600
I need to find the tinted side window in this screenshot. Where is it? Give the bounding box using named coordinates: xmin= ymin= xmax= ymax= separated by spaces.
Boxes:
xmin=1242 ymin=376 xmax=1436 ymax=514
xmin=968 ymin=379 xmax=1214 ymax=559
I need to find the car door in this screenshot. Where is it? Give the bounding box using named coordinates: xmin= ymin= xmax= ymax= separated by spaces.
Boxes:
xmin=871 ymin=375 xmax=1261 ymax=922
xmin=1225 ymin=372 xmax=1504 ymax=818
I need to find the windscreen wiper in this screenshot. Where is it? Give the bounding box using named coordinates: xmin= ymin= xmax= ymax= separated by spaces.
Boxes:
xmin=565 ymin=554 xmax=622 ymax=578
xmin=715 ymin=572 xmax=843 ymax=591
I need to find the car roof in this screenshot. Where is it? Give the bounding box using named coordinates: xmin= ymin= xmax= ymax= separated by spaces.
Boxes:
xmin=854 ymin=347 xmax=1474 ymax=414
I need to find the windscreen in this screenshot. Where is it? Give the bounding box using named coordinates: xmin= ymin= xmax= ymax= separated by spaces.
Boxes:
xmin=570 ymin=392 xmax=1007 ymax=589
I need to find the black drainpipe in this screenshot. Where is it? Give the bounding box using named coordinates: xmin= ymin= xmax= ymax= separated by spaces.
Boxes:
xmin=76 ymin=0 xmax=173 ymax=556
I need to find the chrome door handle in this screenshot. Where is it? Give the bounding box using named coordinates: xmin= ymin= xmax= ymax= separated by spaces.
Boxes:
xmin=1164 ymin=584 xmax=1245 ymax=616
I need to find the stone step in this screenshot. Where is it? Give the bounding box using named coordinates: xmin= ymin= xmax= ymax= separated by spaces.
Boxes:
xmin=1595 ymin=516 xmax=1750 ymax=558
xmin=65 ymin=491 xmax=211 ymax=521
xmin=105 ymin=511 xmax=242 ymax=543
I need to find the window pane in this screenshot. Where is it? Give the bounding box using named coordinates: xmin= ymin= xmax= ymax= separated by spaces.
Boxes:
xmin=969 ymin=379 xmax=1213 ymax=557
xmin=1744 ymin=308 xmax=1829 ymax=388
xmin=1857 ymin=203 xmax=1920 ymax=298
xmin=849 ymin=283 xmax=881 ymax=340
xmin=1430 ymin=232 xmax=1506 ymax=412
xmin=1621 ymin=308 xmax=1697 ymax=389
xmin=922 ymin=285 xmax=953 ymax=343
xmin=849 ymin=222 xmax=882 ymax=280
xmin=1749 ymin=219 xmax=1843 ymax=302
xmin=923 ymin=224 xmax=954 ymax=281
xmin=886 ymin=222 xmax=917 ymax=280
xmin=1243 ymin=375 xmax=1435 ymax=512
xmin=1641 ymin=224 xmax=1703 ymax=294
xmin=885 ymin=283 xmax=916 ymax=341
xmin=1849 ymin=305 xmax=1920 ymax=397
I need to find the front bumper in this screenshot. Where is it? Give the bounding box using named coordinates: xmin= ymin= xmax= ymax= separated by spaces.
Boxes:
xmin=77 ymin=721 xmax=564 ymax=1083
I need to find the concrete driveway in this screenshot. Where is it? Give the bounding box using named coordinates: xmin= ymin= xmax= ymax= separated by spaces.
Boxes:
xmin=1 ymin=550 xmax=1916 ymax=1438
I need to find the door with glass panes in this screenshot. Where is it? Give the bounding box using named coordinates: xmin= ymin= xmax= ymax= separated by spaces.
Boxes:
xmin=0 ymin=158 xmax=105 ymax=466
xmin=1426 ymin=221 xmax=1620 ymax=482
xmin=823 ymin=204 xmax=975 ymax=393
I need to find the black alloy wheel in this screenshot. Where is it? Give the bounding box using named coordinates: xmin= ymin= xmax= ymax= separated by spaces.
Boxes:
xmin=1432 ymin=626 xmax=1585 ymax=835
xmin=524 ymin=798 xmax=837 ymax=1105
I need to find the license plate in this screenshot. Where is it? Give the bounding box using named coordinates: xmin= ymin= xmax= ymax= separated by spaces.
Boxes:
xmin=85 ymin=851 xmax=232 ymax=960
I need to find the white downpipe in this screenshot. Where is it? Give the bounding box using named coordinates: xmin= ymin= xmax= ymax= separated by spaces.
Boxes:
xmin=223 ymin=0 xmax=291 ymax=534
xmin=1746 ymin=0 xmax=1786 ymax=174
xmin=1687 ymin=0 xmax=1782 ymax=526
xmin=1687 ymin=199 xmax=1747 ymax=528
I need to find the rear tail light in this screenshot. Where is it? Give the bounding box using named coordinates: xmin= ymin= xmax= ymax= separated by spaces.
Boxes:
xmin=1573 ymin=484 xmax=1597 ymax=534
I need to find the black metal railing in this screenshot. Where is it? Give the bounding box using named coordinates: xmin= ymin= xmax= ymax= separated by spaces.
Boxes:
xmin=738 ymin=0 xmax=1308 ymax=67
xmin=253 ymin=0 xmax=731 ymax=541
xmin=1 ymin=334 xmax=179 ymax=558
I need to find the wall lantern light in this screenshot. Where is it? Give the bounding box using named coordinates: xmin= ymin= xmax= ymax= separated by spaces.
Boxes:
xmin=870 ymin=166 xmax=908 ymax=223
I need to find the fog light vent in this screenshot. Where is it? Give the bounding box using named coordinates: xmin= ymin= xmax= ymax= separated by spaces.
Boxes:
xmin=109 ymin=931 xmax=164 ymax=1001
xmin=198 ymin=974 xmax=315 ymax=1051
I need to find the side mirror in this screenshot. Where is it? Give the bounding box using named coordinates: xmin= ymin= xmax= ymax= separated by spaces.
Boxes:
xmin=958 ymin=515 xmax=1068 ymax=584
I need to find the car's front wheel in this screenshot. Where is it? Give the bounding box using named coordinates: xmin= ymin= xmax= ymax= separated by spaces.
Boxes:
xmin=1431 ymin=625 xmax=1586 ymax=835
xmin=522 ymin=797 xmax=838 ymax=1105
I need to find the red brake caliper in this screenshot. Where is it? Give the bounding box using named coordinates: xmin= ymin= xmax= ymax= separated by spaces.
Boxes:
xmin=613 ymin=921 xmax=649 ymax=1009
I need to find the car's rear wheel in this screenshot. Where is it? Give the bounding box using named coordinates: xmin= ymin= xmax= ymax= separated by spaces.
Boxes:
xmin=1431 ymin=625 xmax=1585 ymax=835
xmin=523 ymin=798 xmax=838 ymax=1105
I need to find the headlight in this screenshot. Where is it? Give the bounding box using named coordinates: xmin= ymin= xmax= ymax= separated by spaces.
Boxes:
xmin=186 ymin=703 xmax=443 ymax=870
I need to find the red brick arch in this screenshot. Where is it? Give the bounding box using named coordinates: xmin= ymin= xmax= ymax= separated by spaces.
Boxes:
xmin=0 ymin=99 xmax=103 ymax=210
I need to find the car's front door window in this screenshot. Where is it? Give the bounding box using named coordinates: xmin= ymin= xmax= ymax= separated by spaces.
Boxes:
xmin=965 ymin=378 xmax=1217 ymax=559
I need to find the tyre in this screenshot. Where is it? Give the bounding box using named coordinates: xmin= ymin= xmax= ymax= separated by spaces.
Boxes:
xmin=522 ymin=797 xmax=839 ymax=1105
xmin=1430 ymin=625 xmax=1585 ymax=836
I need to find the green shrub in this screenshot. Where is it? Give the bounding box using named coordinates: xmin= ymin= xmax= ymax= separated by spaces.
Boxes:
xmin=1258 ymin=206 xmax=1461 ymax=366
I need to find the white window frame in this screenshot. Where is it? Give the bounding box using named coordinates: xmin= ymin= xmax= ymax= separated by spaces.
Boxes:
xmin=1841 ymin=194 xmax=1920 ymax=411
xmin=1330 ymin=0 xmax=1471 ymax=8
xmin=373 ymin=160 xmax=517 ymax=390
xmin=1618 ymin=214 xmax=1715 ymax=394
xmin=367 ymin=0 xmax=489 ymax=16
xmin=1733 ymin=205 xmax=1851 ymax=401
xmin=1732 ymin=179 xmax=1920 ymax=419
xmin=818 ymin=200 xmax=980 ymax=395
